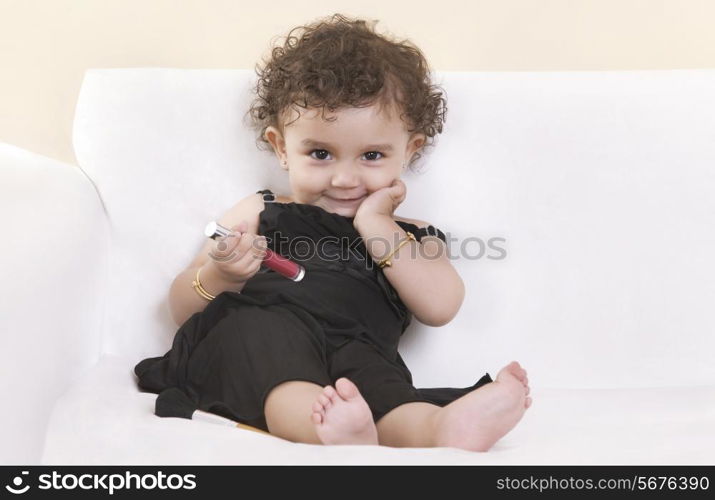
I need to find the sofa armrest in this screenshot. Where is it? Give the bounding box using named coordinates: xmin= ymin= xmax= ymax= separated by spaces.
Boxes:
xmin=0 ymin=142 xmax=109 ymax=463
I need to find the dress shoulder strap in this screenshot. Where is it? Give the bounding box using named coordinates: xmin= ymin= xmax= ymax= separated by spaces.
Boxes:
xmin=256 ymin=189 xmax=276 ymax=203
xmin=418 ymin=225 xmax=446 ymax=242
xmin=395 ymin=220 xmax=447 ymax=243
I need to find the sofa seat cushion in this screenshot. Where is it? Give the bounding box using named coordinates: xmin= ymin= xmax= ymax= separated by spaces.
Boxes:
xmin=41 ymin=355 xmax=715 ymax=465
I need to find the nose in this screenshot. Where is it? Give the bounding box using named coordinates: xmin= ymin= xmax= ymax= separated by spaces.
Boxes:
xmin=330 ymin=163 xmax=360 ymax=189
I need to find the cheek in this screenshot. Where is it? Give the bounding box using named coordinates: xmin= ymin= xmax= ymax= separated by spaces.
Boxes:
xmin=290 ymin=170 xmax=317 ymax=187
xmin=366 ymin=171 xmax=400 ymax=192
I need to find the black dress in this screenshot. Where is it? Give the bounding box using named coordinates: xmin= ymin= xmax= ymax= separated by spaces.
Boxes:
xmin=134 ymin=189 xmax=492 ymax=432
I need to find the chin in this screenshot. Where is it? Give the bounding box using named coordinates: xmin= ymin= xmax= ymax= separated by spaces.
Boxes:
xmin=331 ymin=206 xmax=358 ymax=218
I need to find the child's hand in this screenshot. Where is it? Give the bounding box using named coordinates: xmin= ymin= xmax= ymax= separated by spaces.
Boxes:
xmin=206 ymin=221 xmax=268 ymax=284
xmin=355 ymin=178 xmax=407 ymax=222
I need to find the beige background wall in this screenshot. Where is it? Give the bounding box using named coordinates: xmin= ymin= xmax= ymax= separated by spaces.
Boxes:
xmin=1 ymin=0 xmax=714 ymax=166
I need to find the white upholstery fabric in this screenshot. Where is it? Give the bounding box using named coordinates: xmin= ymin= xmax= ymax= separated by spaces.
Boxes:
xmin=0 ymin=143 xmax=107 ymax=463
xmin=70 ymin=68 xmax=715 ymax=390
xmin=41 ymin=355 xmax=715 ymax=465
xmin=1 ymin=68 xmax=713 ymax=464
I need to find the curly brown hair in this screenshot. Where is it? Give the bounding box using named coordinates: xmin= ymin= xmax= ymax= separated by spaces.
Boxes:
xmin=244 ymin=13 xmax=447 ymax=171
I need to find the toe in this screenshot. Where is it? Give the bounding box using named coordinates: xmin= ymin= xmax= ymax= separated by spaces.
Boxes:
xmin=525 ymin=397 xmax=532 ymax=409
xmin=509 ymin=361 xmax=525 ymax=378
xmin=335 ymin=377 xmax=360 ymax=400
xmin=318 ymin=393 xmax=332 ymax=408
xmin=312 ymin=400 xmax=324 ymax=414
xmin=312 ymin=411 xmax=323 ymax=425
xmin=323 ymin=385 xmax=338 ymax=401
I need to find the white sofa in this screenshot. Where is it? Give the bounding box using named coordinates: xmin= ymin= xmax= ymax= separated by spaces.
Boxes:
xmin=1 ymin=68 xmax=714 ymax=465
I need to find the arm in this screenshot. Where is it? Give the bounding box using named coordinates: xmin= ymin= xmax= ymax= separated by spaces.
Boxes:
xmin=354 ymin=214 xmax=464 ymax=327
xmin=168 ymin=192 xmax=264 ymax=327
xmin=168 ymin=261 xmax=247 ymax=327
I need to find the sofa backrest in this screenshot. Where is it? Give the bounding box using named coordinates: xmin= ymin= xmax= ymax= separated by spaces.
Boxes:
xmin=73 ymin=68 xmax=715 ymax=388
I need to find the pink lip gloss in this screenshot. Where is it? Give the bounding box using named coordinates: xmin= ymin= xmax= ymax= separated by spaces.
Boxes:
xmin=204 ymin=221 xmax=305 ymax=282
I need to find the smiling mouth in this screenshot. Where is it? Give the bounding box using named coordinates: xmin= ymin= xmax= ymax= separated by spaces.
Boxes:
xmin=328 ymin=195 xmax=365 ymax=202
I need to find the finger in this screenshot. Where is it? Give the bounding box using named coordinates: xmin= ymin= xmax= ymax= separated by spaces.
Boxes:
xmin=215 ymin=232 xmax=241 ymax=255
xmin=233 ymin=243 xmax=265 ymax=276
xmin=226 ymin=221 xmax=251 ymax=244
xmin=246 ymin=252 xmax=265 ymax=274
xmin=255 ymin=235 xmax=268 ymax=252
xmin=216 ymin=220 xmax=248 ymax=248
xmin=390 ymin=179 xmax=406 ymax=198
xmin=245 ymin=235 xmax=268 ymax=261
xmin=390 ymin=187 xmax=406 ymax=207
xmin=209 ymin=249 xmax=238 ymax=266
xmin=217 ymin=221 xmax=246 ymax=243
xmin=233 ymin=232 xmax=255 ymax=257
xmin=212 ymin=225 xmax=246 ymax=261
xmin=388 ymin=184 xmax=400 ymax=199
xmin=215 ymin=223 xmax=240 ymax=246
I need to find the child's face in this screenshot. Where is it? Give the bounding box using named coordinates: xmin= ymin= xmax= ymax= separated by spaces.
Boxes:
xmin=264 ymin=102 xmax=425 ymax=217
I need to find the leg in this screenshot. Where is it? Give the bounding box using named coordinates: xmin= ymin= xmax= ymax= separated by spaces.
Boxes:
xmin=264 ymin=380 xmax=325 ymax=444
xmin=433 ymin=361 xmax=532 ymax=451
xmin=376 ymin=361 xmax=533 ymax=451
xmin=375 ymin=401 xmax=441 ymax=448
xmin=326 ymin=340 xmax=441 ymax=447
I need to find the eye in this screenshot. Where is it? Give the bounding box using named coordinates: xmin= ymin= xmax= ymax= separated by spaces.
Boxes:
xmin=309 ymin=149 xmax=332 ymax=161
xmin=363 ymin=151 xmax=384 ymax=161
xmin=307 ymin=149 xmax=385 ymax=162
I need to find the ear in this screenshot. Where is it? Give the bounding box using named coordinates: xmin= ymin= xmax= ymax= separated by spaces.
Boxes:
xmin=264 ymin=126 xmax=287 ymax=157
xmin=406 ymin=133 xmax=426 ymax=161
xmin=411 ymin=133 xmax=426 ymax=149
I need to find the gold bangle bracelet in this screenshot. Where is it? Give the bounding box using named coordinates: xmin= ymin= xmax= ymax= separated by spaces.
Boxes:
xmin=191 ymin=266 xmax=216 ymax=301
xmin=377 ymin=231 xmax=416 ymax=269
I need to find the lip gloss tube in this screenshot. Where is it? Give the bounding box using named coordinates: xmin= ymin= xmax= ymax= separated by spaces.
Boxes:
xmin=204 ymin=221 xmax=305 ymax=282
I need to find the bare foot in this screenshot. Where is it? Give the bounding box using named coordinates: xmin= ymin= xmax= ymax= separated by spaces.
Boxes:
xmin=311 ymin=377 xmax=379 ymax=445
xmin=433 ymin=361 xmax=532 ymax=452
